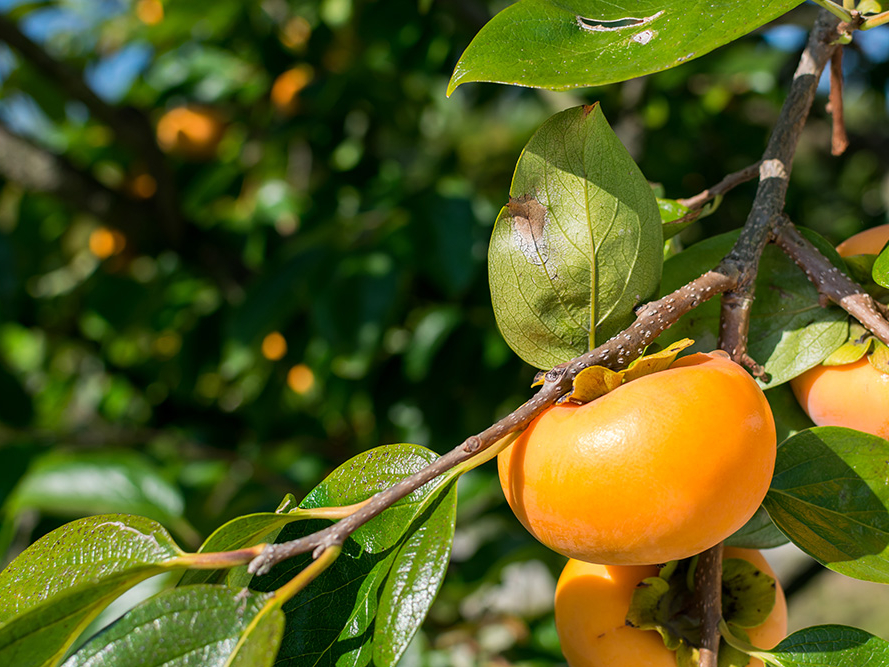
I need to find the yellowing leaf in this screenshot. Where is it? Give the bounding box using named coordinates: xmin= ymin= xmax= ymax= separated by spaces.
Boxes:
xmin=567 ymin=365 xmax=623 ymax=403
xmin=621 ymin=338 xmax=695 ymax=383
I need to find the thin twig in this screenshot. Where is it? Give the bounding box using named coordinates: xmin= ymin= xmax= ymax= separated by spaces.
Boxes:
xmin=827 ymin=48 xmax=849 ymax=156
xmin=774 ymin=220 xmax=889 ymax=346
xmin=676 ymin=162 xmax=761 ymax=211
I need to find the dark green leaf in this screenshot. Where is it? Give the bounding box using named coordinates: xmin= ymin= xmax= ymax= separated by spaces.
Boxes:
xmin=62 ymin=585 xmax=284 ymax=667
xmin=249 ymin=443 xmax=459 ymax=667
xmin=725 ymin=505 xmax=788 ymax=550
xmin=764 ymin=427 xmax=889 ymax=583
xmin=756 ymin=625 xmax=889 ymax=666
xmin=0 ymin=515 xmax=184 ymax=666
xmin=448 ymin=0 xmax=805 ymax=94
xmin=656 ymin=228 xmax=848 ymax=386
xmin=765 ymin=383 xmax=816 ymax=446
xmin=489 ymin=104 xmax=662 ymax=369
xmin=874 ymin=244 xmax=889 ymax=289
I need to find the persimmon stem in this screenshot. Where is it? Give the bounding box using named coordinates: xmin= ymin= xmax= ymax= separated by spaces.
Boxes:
xmin=694 ymin=543 xmax=724 ymax=667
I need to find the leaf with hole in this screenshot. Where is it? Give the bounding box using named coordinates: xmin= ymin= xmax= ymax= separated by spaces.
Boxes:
xmin=448 ymin=0 xmax=806 ymax=94
xmin=488 ymin=104 xmax=662 ymax=369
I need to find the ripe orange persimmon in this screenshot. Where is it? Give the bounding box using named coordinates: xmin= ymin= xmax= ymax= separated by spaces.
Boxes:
xmin=790 ymin=224 xmax=889 ymax=438
xmin=155 ymin=106 xmax=225 ymax=160
xmin=555 ymin=548 xmax=788 ymax=667
xmin=271 ymin=65 xmax=313 ymax=116
xmin=498 ymin=352 xmax=776 ymax=565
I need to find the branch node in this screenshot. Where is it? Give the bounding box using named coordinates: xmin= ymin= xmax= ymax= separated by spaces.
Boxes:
xmin=462 ymin=435 xmax=482 ymax=453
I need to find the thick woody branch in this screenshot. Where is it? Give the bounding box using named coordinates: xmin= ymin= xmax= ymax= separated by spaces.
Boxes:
xmin=0 ymin=14 xmax=182 ymax=245
xmin=248 ymin=268 xmax=739 ymax=575
xmin=774 ymin=221 xmax=889 ymax=346
xmin=0 ymin=122 xmax=151 ymax=236
xmin=718 ymin=10 xmax=840 ymax=368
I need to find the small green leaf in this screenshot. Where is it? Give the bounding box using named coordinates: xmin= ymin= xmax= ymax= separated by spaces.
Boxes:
xmin=873 ymin=243 xmax=889 ymax=289
xmin=725 ymin=505 xmax=788 ymax=550
xmin=658 ymin=198 xmax=697 ymax=241
xmin=0 ymin=515 xmax=184 ymax=667
xmin=756 ymin=625 xmax=889 ymax=666
xmin=764 ymin=427 xmax=889 ymax=583
xmin=656 ymin=228 xmax=849 ymax=386
xmin=448 ymin=0 xmax=805 ymax=94
xmin=248 ymin=444 xmax=458 ymax=667
xmin=61 ymin=585 xmax=284 ymax=667
xmin=489 ymin=104 xmax=662 ymax=369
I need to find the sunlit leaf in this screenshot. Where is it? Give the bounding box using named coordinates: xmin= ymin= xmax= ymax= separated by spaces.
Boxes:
xmin=754 ymin=625 xmax=889 ymax=666
xmin=448 ymin=0 xmax=805 ymax=94
xmin=764 ymin=427 xmax=889 ymax=583
xmin=489 ymin=104 xmax=662 ymax=369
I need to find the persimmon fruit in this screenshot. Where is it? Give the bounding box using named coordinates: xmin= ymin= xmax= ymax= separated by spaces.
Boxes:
xmin=497 ymin=351 xmax=776 ymax=565
xmin=790 ymin=224 xmax=889 ymax=438
xmin=156 ymin=106 xmax=225 ymax=160
xmin=554 ymin=548 xmax=788 ymax=667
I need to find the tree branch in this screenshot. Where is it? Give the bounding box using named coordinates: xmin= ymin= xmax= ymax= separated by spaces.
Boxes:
xmin=774 ymin=220 xmax=889 ymax=345
xmin=0 ymin=13 xmax=182 ymax=246
xmin=248 ymin=268 xmax=739 ymax=575
xmin=694 ymin=543 xmax=724 ymax=667
xmin=676 ymin=162 xmax=761 ymax=211
xmin=718 ymin=10 xmax=840 ymax=369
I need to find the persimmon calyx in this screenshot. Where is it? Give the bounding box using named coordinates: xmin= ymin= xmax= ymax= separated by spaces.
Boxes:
xmin=625 ymin=556 xmax=777 ymax=666
xmin=562 ymin=337 xmax=695 ymax=404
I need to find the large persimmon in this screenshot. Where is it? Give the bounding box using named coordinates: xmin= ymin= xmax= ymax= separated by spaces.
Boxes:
xmin=554 ymin=548 xmax=787 ymax=667
xmin=498 ymin=352 xmax=776 ymax=565
xmin=791 ymin=224 xmax=889 ymax=438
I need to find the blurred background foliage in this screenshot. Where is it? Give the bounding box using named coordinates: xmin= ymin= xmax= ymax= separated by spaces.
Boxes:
xmin=0 ymin=0 xmax=888 ymax=664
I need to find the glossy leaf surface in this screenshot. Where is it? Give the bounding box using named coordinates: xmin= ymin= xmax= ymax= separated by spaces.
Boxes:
xmin=0 ymin=515 xmax=183 ymax=667
xmin=764 ymin=427 xmax=889 ymax=583
xmin=489 ymin=104 xmax=662 ymax=369
xmin=874 ymin=244 xmax=889 ymax=289
xmin=248 ymin=443 xmax=458 ymax=666
xmin=448 ymin=0 xmax=805 ymax=94
xmin=756 ymin=625 xmax=889 ymax=666
xmin=656 ymin=229 xmax=848 ymax=386
xmin=62 ymin=585 xmax=283 ymax=667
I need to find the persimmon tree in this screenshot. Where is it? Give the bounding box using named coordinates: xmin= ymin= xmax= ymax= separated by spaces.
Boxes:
xmin=2 ymin=1 xmax=889 ymax=666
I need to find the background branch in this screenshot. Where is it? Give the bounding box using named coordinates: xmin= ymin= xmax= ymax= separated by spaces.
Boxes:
xmin=0 ymin=13 xmax=182 ymax=246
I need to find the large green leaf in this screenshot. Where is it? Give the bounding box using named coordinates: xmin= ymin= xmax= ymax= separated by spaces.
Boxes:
xmin=656 ymin=228 xmax=848 ymax=387
xmin=61 ymin=585 xmax=283 ymax=667
xmin=489 ymin=104 xmax=662 ymax=369
xmin=764 ymin=427 xmax=889 ymax=583
xmin=448 ymin=0 xmax=806 ymax=94
xmin=755 ymin=625 xmax=889 ymax=666
xmin=248 ymin=443 xmax=459 ymax=667
xmin=0 ymin=515 xmax=184 ymax=667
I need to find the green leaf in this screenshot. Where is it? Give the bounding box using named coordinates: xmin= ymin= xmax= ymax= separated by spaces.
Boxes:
xmin=764 ymin=427 xmax=889 ymax=583
xmin=178 ymin=511 xmax=305 ymax=586
xmin=658 ymin=198 xmax=697 ymax=241
xmin=822 ymin=323 xmax=874 ymax=366
xmin=61 ymin=585 xmax=284 ymax=667
xmin=764 ymin=383 xmax=816 ymax=447
xmin=488 ymin=104 xmax=662 ymax=369
xmin=8 ymin=450 xmax=186 ymax=530
xmin=0 ymin=515 xmax=184 ymax=666
xmin=448 ymin=0 xmax=805 ymax=94
xmin=724 ymin=505 xmax=788 ymax=550
xmin=873 ymin=243 xmax=889 ymax=289
xmin=756 ymin=625 xmax=889 ymax=666
xmin=656 ymin=228 xmax=848 ymax=387
xmin=248 ymin=443 xmax=459 ymax=667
